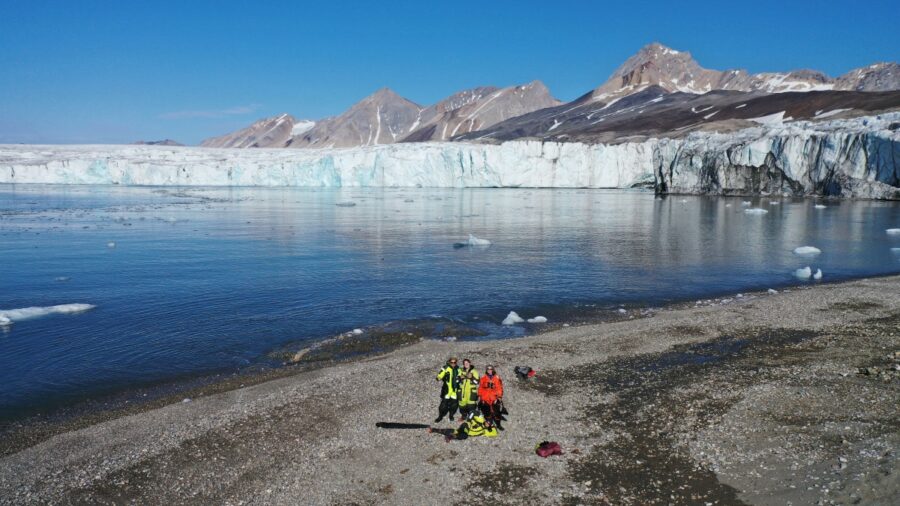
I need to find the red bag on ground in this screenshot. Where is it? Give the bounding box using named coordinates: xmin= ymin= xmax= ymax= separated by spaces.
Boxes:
xmin=536 ymin=441 xmax=563 ymax=457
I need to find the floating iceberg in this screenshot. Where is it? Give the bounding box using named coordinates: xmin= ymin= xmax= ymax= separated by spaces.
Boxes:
xmin=744 ymin=208 xmax=768 ymax=215
xmin=502 ymin=311 xmax=524 ymax=325
xmin=467 ymin=234 xmax=491 ymax=247
xmin=527 ymin=316 xmax=548 ymax=323
xmin=793 ymin=246 xmax=822 ymax=256
xmin=794 ymin=266 xmax=812 ymax=279
xmin=887 ymin=228 xmax=900 ymax=235
xmin=813 ymin=269 xmax=823 ymax=280
xmin=0 ymin=303 xmax=96 ymax=325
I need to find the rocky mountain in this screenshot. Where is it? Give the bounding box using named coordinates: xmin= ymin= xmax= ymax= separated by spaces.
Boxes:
xmin=132 ymin=139 xmax=183 ymax=146
xmin=586 ymin=42 xmax=899 ymax=103
xmin=286 ymin=88 xmax=421 ymax=149
xmin=401 ymin=81 xmax=561 ymax=142
xmin=200 ymin=114 xmax=308 ymax=148
xmin=201 ymin=81 xmax=558 ymax=149
xmin=458 ymin=43 xmax=900 ymax=144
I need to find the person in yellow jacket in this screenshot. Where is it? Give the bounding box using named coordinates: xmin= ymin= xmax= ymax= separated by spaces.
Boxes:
xmin=446 ymin=408 xmax=498 ymax=441
xmin=457 ymin=358 xmax=480 ymax=420
xmin=434 ymin=357 xmax=461 ymax=423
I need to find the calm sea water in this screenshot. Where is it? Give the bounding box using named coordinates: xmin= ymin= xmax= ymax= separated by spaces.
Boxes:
xmin=2 ymin=185 xmax=900 ymax=420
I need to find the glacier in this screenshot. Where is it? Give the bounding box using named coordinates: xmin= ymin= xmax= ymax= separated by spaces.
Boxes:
xmin=1 ymin=112 xmax=898 ymax=198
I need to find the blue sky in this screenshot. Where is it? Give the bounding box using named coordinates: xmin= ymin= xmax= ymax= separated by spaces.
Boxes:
xmin=1 ymin=0 xmax=897 ymax=145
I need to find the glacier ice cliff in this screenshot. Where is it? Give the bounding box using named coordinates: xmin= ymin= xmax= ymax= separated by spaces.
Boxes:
xmin=1 ymin=113 xmax=898 ymax=198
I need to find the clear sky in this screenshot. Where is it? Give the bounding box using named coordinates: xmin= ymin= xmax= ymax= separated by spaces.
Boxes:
xmin=1 ymin=0 xmax=897 ymax=145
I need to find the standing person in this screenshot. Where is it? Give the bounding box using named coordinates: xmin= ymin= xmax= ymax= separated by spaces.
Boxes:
xmin=457 ymin=358 xmax=480 ymax=420
xmin=478 ymin=364 xmax=505 ymax=430
xmin=434 ymin=357 xmax=461 ymax=423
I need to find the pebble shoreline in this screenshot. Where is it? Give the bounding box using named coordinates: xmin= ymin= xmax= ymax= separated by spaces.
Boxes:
xmin=0 ymin=276 xmax=898 ymax=505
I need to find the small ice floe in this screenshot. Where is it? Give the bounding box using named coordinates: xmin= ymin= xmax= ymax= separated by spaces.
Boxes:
xmin=887 ymin=228 xmax=900 ymax=235
xmin=527 ymin=316 xmax=548 ymax=323
xmin=891 ymin=247 xmax=900 ymax=254
xmin=680 ymin=199 xmax=688 ymax=203
xmin=768 ymin=288 xmax=778 ymax=294
xmin=502 ymin=311 xmax=524 ymax=325
xmin=351 ymin=328 xmax=363 ymax=335
xmin=794 ymin=266 xmax=812 ymax=279
xmin=467 ymin=234 xmax=491 ymax=246
xmin=813 ymin=269 xmax=823 ymax=280
xmin=768 ymin=201 xmax=780 ymax=206
xmin=741 ymin=201 xmax=752 ymax=206
xmin=814 ymin=204 xmax=827 ymax=209
xmin=0 ymin=303 xmax=96 ymax=325
xmin=725 ymin=203 xmax=732 ymax=208
xmin=54 ymin=276 xmax=71 ymax=282
xmin=793 ymin=246 xmax=822 ymax=256
xmin=107 ymin=241 xmax=116 ymax=248
xmin=335 ymin=202 xmax=357 ymax=207
xmin=744 ymin=208 xmax=768 ymax=215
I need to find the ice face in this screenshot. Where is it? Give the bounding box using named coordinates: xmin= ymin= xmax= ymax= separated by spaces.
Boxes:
xmin=2 ymin=112 xmax=895 ymax=198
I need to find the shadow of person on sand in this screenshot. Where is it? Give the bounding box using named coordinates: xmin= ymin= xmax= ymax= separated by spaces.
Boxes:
xmin=374 ymin=422 xmax=431 ymax=429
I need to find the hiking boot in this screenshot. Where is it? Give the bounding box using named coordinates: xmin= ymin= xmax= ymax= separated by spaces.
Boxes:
xmin=434 ymin=416 xmax=442 ymax=423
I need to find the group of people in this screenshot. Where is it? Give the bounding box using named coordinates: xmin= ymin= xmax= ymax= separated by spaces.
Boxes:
xmin=434 ymin=357 xmax=506 ymax=440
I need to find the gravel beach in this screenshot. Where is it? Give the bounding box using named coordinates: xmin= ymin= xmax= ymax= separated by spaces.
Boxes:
xmin=1 ymin=276 xmax=898 ymax=505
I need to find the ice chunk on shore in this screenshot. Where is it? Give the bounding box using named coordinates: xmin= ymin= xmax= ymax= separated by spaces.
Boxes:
xmin=813 ymin=269 xmax=823 ymax=280
xmin=794 ymin=266 xmax=812 ymax=279
xmin=502 ymin=311 xmax=524 ymax=325
xmin=617 ymin=308 xmax=627 ymax=314
xmin=468 ymin=234 xmax=491 ymax=246
xmin=767 ymin=288 xmax=778 ymax=294
xmin=793 ymin=246 xmax=822 ymax=256
xmin=744 ymin=208 xmax=768 ymax=215
xmin=527 ymin=316 xmax=548 ymax=323
xmin=887 ymin=228 xmax=900 ymax=235
xmin=351 ymin=328 xmax=363 ymax=335
xmin=0 ymin=303 xmax=96 ymax=324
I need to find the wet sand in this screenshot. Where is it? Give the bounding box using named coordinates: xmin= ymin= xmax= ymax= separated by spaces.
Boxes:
xmin=1 ymin=276 xmax=898 ymax=505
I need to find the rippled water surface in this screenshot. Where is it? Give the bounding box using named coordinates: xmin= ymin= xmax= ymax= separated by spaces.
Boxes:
xmin=2 ymin=185 xmax=900 ymax=419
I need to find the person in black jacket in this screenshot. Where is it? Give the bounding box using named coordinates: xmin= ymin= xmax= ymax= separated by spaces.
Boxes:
xmin=434 ymin=357 xmax=461 ymax=423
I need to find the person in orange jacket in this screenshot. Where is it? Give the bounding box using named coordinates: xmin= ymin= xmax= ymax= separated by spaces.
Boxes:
xmin=478 ymin=364 xmax=505 ymax=430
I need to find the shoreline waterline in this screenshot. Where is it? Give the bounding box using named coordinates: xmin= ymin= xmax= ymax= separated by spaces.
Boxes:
xmin=1 ymin=274 xmax=897 ymax=504
xmin=0 ymin=273 xmax=889 ymax=455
